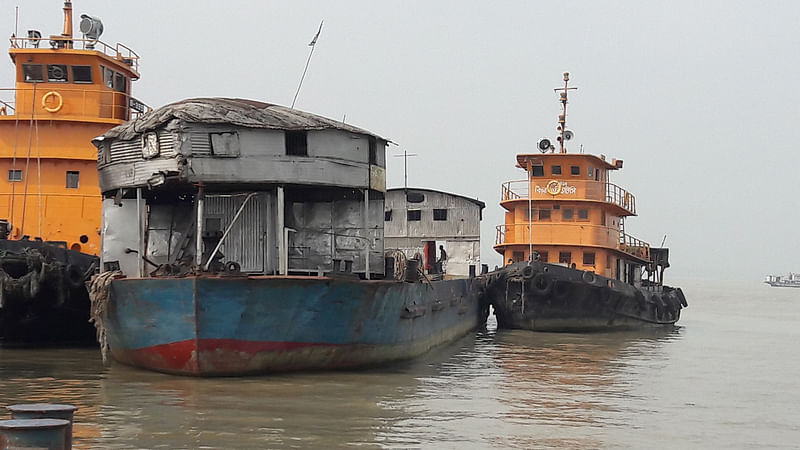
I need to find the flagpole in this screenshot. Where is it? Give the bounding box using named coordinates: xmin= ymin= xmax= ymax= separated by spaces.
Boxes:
xmin=291 ymin=21 xmax=323 ymax=109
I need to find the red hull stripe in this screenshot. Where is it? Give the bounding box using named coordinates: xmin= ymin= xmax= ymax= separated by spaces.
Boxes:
xmin=123 ymin=339 xmax=337 ymax=373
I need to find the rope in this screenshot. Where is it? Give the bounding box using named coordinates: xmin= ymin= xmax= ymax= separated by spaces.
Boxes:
xmin=88 ymin=270 xmax=122 ymax=364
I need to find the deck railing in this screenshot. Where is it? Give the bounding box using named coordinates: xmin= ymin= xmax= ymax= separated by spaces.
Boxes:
xmin=0 ymin=87 xmax=149 ymax=120
xmin=619 ymin=231 xmax=650 ymax=260
xmin=9 ymin=36 xmax=140 ymax=74
xmin=500 ymin=179 xmax=636 ymax=215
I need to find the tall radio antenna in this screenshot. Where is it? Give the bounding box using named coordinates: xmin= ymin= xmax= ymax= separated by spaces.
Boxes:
xmin=291 ymin=20 xmax=323 ymax=109
xmin=553 ymin=72 xmax=577 ymax=153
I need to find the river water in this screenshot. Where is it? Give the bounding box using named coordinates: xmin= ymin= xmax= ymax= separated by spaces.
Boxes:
xmin=1 ymin=279 xmax=798 ymax=449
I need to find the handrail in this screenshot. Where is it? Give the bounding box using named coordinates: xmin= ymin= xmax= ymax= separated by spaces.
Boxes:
xmin=495 ymin=222 xmax=652 ymax=262
xmin=0 ymin=86 xmax=150 ymax=120
xmin=9 ymin=36 xmax=140 ymax=74
xmin=619 ymin=231 xmax=650 ymax=261
xmin=499 ymin=179 xmax=636 ymax=215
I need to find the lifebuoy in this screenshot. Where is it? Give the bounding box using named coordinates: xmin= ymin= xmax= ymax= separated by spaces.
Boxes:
xmin=41 ymin=91 xmax=63 ymax=113
xmin=545 ymin=180 xmax=562 ymax=195
xmin=531 ymin=273 xmax=553 ymax=295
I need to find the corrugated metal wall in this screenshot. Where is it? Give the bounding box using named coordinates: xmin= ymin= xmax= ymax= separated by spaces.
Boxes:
xmin=204 ymin=192 xmax=274 ymax=273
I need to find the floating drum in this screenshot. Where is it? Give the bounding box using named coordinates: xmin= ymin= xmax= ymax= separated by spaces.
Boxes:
xmin=8 ymin=403 xmax=78 ymax=449
xmin=0 ymin=418 xmax=69 ymax=450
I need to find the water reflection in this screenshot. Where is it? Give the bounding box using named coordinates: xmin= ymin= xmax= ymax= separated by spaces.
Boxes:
xmin=0 ymin=322 xmax=683 ymax=449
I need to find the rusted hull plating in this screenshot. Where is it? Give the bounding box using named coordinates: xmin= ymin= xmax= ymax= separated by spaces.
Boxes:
xmin=484 ymin=262 xmax=687 ymax=332
xmin=105 ymin=276 xmax=487 ymax=376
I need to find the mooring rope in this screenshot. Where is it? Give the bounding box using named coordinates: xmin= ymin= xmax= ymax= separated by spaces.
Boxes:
xmin=88 ymin=270 xmax=122 ymax=364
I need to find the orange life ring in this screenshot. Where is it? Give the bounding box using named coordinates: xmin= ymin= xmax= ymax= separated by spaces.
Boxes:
xmin=545 ymin=180 xmax=561 ymax=195
xmin=41 ymin=91 xmax=63 ymax=113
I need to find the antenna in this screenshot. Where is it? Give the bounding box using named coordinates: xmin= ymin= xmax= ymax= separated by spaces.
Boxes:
xmin=291 ymin=20 xmax=323 ymax=109
xmin=553 ymin=72 xmax=577 ymax=153
xmin=392 ymin=149 xmax=418 ymax=191
xmin=15 ymin=6 xmax=19 ymax=38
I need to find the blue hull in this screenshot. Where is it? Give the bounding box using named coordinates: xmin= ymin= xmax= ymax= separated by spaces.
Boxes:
xmin=105 ymin=276 xmax=486 ymax=375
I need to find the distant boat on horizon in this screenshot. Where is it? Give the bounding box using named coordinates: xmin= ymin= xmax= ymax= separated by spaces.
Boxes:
xmin=764 ymin=273 xmax=800 ymax=288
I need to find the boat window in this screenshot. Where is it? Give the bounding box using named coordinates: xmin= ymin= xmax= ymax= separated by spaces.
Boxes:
xmin=65 ymin=171 xmax=79 ymax=189
xmin=210 ymin=132 xmax=240 ymax=157
xmin=7 ymin=169 xmax=22 ymax=182
xmin=588 ymin=167 xmax=594 ymax=178
xmin=583 ymin=251 xmax=595 ymax=266
xmin=570 ymin=165 xmax=580 ymax=175
xmin=531 ymin=165 xmax=545 ymax=177
xmin=551 ymin=165 xmax=561 ymax=175
xmin=407 ymin=209 xmax=421 ymax=221
xmin=595 ymin=169 xmax=600 ymax=181
xmin=384 ymin=210 xmax=392 ymax=221
xmin=102 ymin=66 xmax=114 ymax=88
xmin=538 ymin=251 xmax=548 ymax=262
xmin=71 ymin=65 xmax=93 ymax=83
xmin=47 ymin=64 xmax=68 ymax=82
xmin=562 ymin=208 xmax=573 ymax=220
xmin=368 ymin=137 xmax=377 ymax=164
xmin=512 ymin=251 xmax=524 ymax=263
xmin=577 ymin=208 xmax=589 ymax=220
xmin=559 ymin=251 xmax=571 ymax=264
xmin=406 ymin=192 xmax=425 ymax=203
xmin=114 ymin=72 xmax=127 ymax=93
xmin=205 ymin=217 xmax=222 ymax=233
xmin=538 ymin=209 xmax=551 ymax=221
xmin=433 ymin=209 xmax=448 ymax=221
xmin=285 ymin=131 xmax=308 ymax=156
xmin=22 ymin=64 xmax=44 ymax=82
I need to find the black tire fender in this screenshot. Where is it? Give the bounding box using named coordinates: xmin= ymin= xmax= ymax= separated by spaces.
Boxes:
xmin=522 ymin=264 xmax=535 ymax=280
xmin=581 ymin=270 xmax=597 ymax=284
xmin=531 ymin=272 xmax=553 ymax=296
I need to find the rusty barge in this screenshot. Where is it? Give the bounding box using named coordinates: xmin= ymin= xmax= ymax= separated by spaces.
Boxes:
xmin=89 ymin=98 xmax=488 ymax=375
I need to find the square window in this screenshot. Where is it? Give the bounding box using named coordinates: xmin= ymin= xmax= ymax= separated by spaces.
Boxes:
xmin=570 ymin=165 xmax=580 ymax=175
xmin=114 ymin=72 xmax=127 ymax=93
xmin=559 ymin=251 xmax=572 ymax=264
xmin=7 ymin=169 xmax=22 ymax=182
xmin=102 ymin=66 xmax=114 ymax=88
xmin=66 ymin=171 xmax=79 ymax=188
xmin=407 ymin=210 xmax=421 ymax=221
xmin=531 ymin=165 xmax=544 ymax=177
xmin=47 ymin=64 xmax=68 ymax=82
xmin=22 ymin=64 xmax=44 ymax=82
xmin=583 ymin=252 xmax=596 ymax=266
xmin=578 ymin=209 xmax=589 ymax=220
xmin=433 ymin=209 xmax=448 ymax=221
xmin=512 ymin=251 xmax=524 ymax=263
xmin=384 ymin=210 xmax=392 ymax=221
xmin=588 ymin=167 xmax=594 ymax=178
xmin=562 ymin=208 xmax=574 ymax=220
xmin=551 ymin=165 xmax=562 ymax=175
xmin=538 ymin=209 xmax=551 ymax=220
xmin=210 ymin=132 xmax=240 ymax=157
xmin=286 ymin=131 xmax=308 ymax=156
xmin=538 ymin=251 xmax=548 ymax=262
xmin=71 ymin=65 xmax=93 ymax=83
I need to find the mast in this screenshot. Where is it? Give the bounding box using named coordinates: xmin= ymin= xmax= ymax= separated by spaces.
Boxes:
xmin=554 ymin=72 xmax=577 ymax=153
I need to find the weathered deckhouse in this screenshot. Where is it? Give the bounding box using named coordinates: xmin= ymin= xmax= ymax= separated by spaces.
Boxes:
xmin=94 ymin=98 xmax=388 ymax=278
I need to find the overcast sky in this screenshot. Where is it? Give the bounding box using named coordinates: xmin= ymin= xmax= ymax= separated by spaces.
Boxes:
xmin=3 ymin=0 xmax=799 ymax=281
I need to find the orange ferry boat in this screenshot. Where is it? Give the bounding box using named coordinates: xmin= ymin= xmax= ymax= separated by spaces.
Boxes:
xmin=0 ymin=2 xmax=145 ymax=344
xmin=483 ymin=73 xmax=686 ymax=331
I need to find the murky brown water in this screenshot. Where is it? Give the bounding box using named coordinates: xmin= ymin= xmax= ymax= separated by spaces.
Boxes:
xmin=1 ymin=279 xmax=799 ymax=449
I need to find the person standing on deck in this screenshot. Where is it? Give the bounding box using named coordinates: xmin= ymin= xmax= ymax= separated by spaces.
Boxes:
xmin=438 ymin=245 xmax=448 ymax=273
